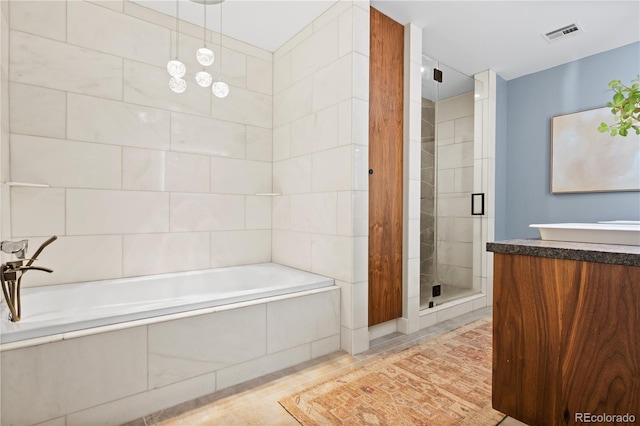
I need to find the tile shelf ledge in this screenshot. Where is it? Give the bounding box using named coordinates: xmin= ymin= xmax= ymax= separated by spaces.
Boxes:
xmin=3 ymin=181 xmax=50 ymax=188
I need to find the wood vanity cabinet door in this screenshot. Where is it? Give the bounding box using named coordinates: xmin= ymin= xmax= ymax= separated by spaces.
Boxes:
xmin=562 ymin=262 xmax=640 ymax=423
xmin=492 ymin=253 xmax=569 ymax=426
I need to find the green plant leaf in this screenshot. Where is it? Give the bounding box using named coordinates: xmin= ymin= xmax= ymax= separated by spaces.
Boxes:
xmin=613 ymin=93 xmax=625 ymax=105
xmin=619 ymin=128 xmax=628 ymax=136
xmin=597 ymin=123 xmax=609 ymax=132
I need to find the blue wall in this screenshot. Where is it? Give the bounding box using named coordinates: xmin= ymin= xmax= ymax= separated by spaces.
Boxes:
xmin=500 ymin=42 xmax=640 ymax=239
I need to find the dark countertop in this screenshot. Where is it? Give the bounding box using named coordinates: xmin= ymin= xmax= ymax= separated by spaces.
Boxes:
xmin=487 ymin=239 xmax=640 ymax=267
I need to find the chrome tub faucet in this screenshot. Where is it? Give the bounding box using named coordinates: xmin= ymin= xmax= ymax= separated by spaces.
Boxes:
xmin=1 ymin=236 xmax=57 ymax=322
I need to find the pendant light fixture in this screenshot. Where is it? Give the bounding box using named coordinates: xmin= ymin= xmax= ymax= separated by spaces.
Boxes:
xmin=167 ymin=0 xmax=186 ymax=93
xmin=212 ymin=0 xmax=229 ymax=98
xmin=195 ymin=1 xmax=213 ymax=87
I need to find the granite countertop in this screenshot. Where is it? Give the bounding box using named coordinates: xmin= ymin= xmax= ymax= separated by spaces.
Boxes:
xmin=486 ymin=239 xmax=640 ymax=267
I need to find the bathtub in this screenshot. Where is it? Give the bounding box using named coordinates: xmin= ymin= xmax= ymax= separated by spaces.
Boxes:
xmin=0 ymin=263 xmax=341 ymax=426
xmin=1 ymin=262 xmax=334 ymax=344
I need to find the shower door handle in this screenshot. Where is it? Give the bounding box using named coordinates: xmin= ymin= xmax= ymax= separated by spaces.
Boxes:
xmin=471 ymin=193 xmax=484 ymax=216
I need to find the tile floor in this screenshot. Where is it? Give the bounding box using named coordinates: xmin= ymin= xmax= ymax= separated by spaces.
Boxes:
xmin=124 ymin=307 xmax=527 ymax=426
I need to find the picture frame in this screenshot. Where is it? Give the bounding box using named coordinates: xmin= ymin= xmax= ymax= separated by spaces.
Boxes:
xmin=551 ymin=106 xmax=640 ymax=193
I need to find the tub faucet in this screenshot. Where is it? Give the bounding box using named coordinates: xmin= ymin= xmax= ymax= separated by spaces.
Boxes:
xmin=1 ymin=236 xmax=57 ymax=322
xmin=1 ymin=239 xmax=28 ymax=259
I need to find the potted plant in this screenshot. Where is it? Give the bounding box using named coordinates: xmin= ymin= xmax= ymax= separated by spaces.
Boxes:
xmin=598 ymin=75 xmax=640 ymax=136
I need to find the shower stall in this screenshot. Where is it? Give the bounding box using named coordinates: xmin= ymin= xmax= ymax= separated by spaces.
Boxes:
xmin=420 ymin=55 xmax=483 ymax=310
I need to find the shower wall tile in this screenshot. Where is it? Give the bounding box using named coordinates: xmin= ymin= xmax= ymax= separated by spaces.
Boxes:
xmin=438 ymin=141 xmax=474 ymax=169
xmin=311 ymin=234 xmax=352 ymax=282
xmin=273 ymin=51 xmax=292 ymax=95
xmin=437 ymin=92 xmax=474 ymax=124
xmin=210 ymin=230 xmax=271 ymax=267
xmin=455 ymin=115 xmax=474 ymax=143
xmin=122 ymin=147 xmax=165 ymax=191
xmin=291 ymin=19 xmax=339 ymax=83
xmin=210 ymin=157 xmax=272 ymax=195
xmin=272 ymin=124 xmax=291 ymax=161
xmin=272 ymin=195 xmax=291 ymax=230
xmin=272 ymin=230 xmax=311 ymax=271
xmin=273 ymin=155 xmax=312 ymax=194
xmin=9 ymin=0 xmax=66 ymax=41
xmin=148 ymin=305 xmax=266 ymax=389
xmin=16 ymin=235 xmax=123 ymax=287
xmin=0 ymin=327 xmax=147 ymax=426
xmin=211 ymin=86 xmax=271 ymax=129
xmin=123 ymin=232 xmax=210 ymax=276
xmin=273 ymin=76 xmax=313 ymax=127
xmin=91 ymin=0 xmax=124 ymax=13
xmin=170 ymin=112 xmax=245 ymax=158
xmin=246 ymin=126 xmax=273 ymax=162
xmin=67 ymin=189 xmax=169 ymax=235
xmin=10 ymin=83 xmax=66 ymax=139
xmin=290 ymin=193 xmax=337 ymax=234
xmin=10 ymin=30 xmax=123 ymax=100
xmin=67 ymin=1 xmax=169 ymax=67
xmin=10 ymin=187 xmax=65 ymax=238
xmin=67 ymin=93 xmax=170 ymax=150
xmin=123 ymin=60 xmax=210 ymax=116
xmin=311 ymin=146 xmax=351 ymax=192
xmin=165 ymin=151 xmax=210 ymax=193
xmin=246 ymin=196 xmax=272 ymax=230
xmin=11 ymin=135 xmax=122 ymax=189
xmin=247 ymin=56 xmax=273 ymax=95
xmin=312 ymin=54 xmax=352 ymax=111
xmin=170 ymin=193 xmax=244 ymax=232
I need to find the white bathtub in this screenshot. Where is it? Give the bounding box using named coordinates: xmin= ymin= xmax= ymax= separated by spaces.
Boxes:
xmin=1 ymin=262 xmax=334 ymax=344
xmin=1 ymin=262 xmax=341 ymax=426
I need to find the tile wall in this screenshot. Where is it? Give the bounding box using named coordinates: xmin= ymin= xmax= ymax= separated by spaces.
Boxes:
xmin=435 ymin=92 xmax=475 ymax=289
xmin=6 ymin=0 xmax=273 ymax=286
xmin=271 ymin=0 xmax=370 ymax=353
xmin=1 ymin=1 xmax=9 ymax=252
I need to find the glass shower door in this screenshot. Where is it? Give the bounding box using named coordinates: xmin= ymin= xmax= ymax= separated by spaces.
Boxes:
xmin=419 ymin=56 xmax=482 ymax=309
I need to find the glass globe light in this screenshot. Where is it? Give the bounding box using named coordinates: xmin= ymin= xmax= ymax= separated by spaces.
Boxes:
xmin=212 ymin=81 xmax=229 ymax=98
xmin=196 ymin=47 xmax=214 ymax=66
xmin=196 ymin=71 xmax=213 ymax=88
xmin=167 ymin=60 xmax=186 ymax=78
xmin=169 ymin=77 xmax=187 ymax=93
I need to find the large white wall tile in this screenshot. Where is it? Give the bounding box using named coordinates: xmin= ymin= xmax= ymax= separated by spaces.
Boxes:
xmin=272 ymin=195 xmax=291 ymax=230
xmin=13 ymin=235 xmax=123 ymax=287
xmin=123 ymin=232 xmax=210 ymax=276
xmin=272 ymin=124 xmax=291 ymax=162
xmin=273 ymin=155 xmax=312 ymax=194
xmin=210 ymin=158 xmax=271 ymax=194
xmin=273 ymin=76 xmax=312 ymax=127
xmin=312 ymin=146 xmax=351 ymax=192
xmin=272 ymin=230 xmax=311 ymax=271
xmin=291 ymin=19 xmax=338 ymax=83
xmin=311 ymin=234 xmax=353 ymax=282
xmin=10 ymin=83 xmax=66 ymax=138
xmin=170 ymin=193 xmax=244 ymax=232
xmin=246 ymin=196 xmax=272 ymax=230
xmin=10 ymin=30 xmax=123 ymax=100
xmin=211 ymin=230 xmax=271 ymax=267
xmin=11 ymin=135 xmax=122 ymax=189
xmin=67 ymin=93 xmax=170 ymax=150
xmin=246 ymin=126 xmax=272 ymax=162
xmin=267 ymin=289 xmax=340 ymax=353
xmin=9 ymin=0 xmax=66 ymax=41
xmin=290 ymin=193 xmax=337 ymax=234
xmin=273 ymin=51 xmax=292 ymax=95
xmin=211 ymin=87 xmax=271 ymax=128
xmin=124 ymin=60 xmax=209 ymax=116
xmin=170 ymin=112 xmax=245 ymax=158
xmin=1 ymin=328 xmax=147 ymax=426
xmin=291 ymin=106 xmax=338 ymax=156
xmin=438 ymin=141 xmax=474 ymax=169
xmin=122 ymin=147 xmax=165 ymax=191
xmin=67 ymin=189 xmax=169 ymax=235
xmin=68 ymin=1 xmax=169 ymax=67
xmin=246 ymin=56 xmax=273 ymax=95
xmin=312 ymin=55 xmax=351 ymax=111
xmin=148 ymin=305 xmax=266 ymax=388
xmin=165 ymin=151 xmax=210 ymax=193
xmin=11 ymin=187 xmax=65 ymax=238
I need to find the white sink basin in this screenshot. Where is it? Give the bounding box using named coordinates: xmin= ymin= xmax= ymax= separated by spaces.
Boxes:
xmin=530 ymin=223 xmax=640 ymax=246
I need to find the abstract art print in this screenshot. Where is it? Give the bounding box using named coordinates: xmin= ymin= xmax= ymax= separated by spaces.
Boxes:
xmin=551 ymin=106 xmax=640 ymax=193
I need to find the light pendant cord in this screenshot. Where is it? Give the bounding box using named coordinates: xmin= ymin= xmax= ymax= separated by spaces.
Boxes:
xmin=176 ymin=0 xmax=180 ymax=59
xmin=219 ymin=2 xmax=223 ymax=79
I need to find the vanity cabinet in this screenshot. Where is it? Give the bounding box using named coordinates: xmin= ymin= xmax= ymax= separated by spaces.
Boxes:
xmin=488 ymin=240 xmax=640 ymax=426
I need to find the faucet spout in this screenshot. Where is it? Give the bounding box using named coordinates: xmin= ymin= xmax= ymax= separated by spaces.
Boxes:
xmin=1 ymin=240 xmax=29 ymax=259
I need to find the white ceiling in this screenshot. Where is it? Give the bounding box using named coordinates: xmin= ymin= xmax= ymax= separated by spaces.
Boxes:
xmin=137 ymin=0 xmax=640 ymax=82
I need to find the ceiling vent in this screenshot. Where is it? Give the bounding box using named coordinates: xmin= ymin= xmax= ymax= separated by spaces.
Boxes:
xmin=542 ymin=22 xmax=584 ymax=44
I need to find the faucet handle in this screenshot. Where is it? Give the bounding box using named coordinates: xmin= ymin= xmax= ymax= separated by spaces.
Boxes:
xmin=1 ymin=239 xmax=29 ymax=259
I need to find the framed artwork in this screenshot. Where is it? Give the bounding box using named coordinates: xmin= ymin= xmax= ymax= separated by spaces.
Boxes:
xmin=551 ymin=106 xmax=640 ymax=193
